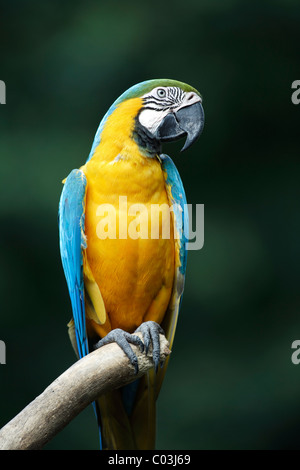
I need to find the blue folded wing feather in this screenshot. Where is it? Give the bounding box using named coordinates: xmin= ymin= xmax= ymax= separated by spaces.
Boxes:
xmin=159 ymin=154 xmax=188 ymax=368
xmin=161 ymin=152 xmax=188 ymax=288
xmin=58 ymin=169 xmax=89 ymax=359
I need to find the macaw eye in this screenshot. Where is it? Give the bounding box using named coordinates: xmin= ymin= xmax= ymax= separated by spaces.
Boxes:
xmin=157 ymin=88 xmax=166 ymax=98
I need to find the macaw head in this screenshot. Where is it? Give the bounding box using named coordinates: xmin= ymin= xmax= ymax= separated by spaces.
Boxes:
xmin=88 ymin=79 xmax=204 ymax=161
xmin=132 ymin=79 xmax=204 ymax=153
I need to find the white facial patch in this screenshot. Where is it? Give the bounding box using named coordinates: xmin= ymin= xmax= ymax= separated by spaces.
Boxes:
xmin=138 ymin=108 xmax=169 ymax=134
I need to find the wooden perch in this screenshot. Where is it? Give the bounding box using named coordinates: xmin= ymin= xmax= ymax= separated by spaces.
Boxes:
xmin=0 ymin=333 xmax=170 ymax=450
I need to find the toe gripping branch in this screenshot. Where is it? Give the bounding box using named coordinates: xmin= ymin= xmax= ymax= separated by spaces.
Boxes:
xmin=94 ymin=321 xmax=165 ymax=374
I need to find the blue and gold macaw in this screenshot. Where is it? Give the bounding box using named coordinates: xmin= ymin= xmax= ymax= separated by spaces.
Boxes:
xmin=58 ymin=79 xmax=204 ymax=449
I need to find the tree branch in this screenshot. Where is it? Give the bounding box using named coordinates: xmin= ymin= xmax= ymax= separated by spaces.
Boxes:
xmin=0 ymin=333 xmax=170 ymax=450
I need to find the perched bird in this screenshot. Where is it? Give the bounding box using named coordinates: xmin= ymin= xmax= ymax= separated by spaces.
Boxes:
xmin=58 ymin=79 xmax=204 ymax=449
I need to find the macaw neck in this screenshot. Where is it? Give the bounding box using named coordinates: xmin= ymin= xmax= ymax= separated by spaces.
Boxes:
xmin=89 ymin=97 xmax=160 ymax=163
xmin=132 ymin=120 xmax=161 ymax=157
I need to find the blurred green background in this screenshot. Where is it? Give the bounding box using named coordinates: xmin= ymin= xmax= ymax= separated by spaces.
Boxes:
xmin=1 ymin=0 xmax=300 ymax=450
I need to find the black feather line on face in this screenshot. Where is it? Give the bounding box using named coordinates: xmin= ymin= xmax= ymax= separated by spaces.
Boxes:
xmin=143 ymin=99 xmax=173 ymax=109
xmin=142 ymin=87 xmax=185 ymax=110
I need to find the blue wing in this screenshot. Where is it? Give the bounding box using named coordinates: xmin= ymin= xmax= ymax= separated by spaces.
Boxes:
xmin=161 ymin=154 xmax=188 ymax=276
xmin=155 ymin=154 xmax=189 ymax=395
xmin=58 ymin=169 xmax=89 ymax=359
xmin=59 ymin=169 xmax=104 ymax=448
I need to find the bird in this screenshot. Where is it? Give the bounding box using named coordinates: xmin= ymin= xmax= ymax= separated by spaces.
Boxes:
xmin=58 ymin=79 xmax=204 ymax=450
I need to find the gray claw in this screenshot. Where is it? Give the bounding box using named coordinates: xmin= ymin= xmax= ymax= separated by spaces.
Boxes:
xmin=95 ymin=328 xmax=144 ymax=374
xmin=134 ymin=321 xmax=165 ymax=373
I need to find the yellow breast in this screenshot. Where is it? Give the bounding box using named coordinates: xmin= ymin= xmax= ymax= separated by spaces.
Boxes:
xmin=81 ymin=98 xmax=175 ymax=337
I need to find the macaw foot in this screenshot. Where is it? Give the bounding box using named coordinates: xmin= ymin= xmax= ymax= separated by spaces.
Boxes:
xmin=94 ymin=321 xmax=165 ymax=374
xmin=134 ymin=321 xmax=165 ymax=373
xmin=94 ymin=329 xmax=144 ymax=374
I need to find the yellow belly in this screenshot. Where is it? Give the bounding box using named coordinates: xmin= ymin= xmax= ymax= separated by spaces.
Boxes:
xmin=82 ymin=154 xmax=175 ymax=336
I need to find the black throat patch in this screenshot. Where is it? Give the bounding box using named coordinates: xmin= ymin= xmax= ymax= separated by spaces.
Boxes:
xmin=132 ymin=116 xmax=161 ymax=157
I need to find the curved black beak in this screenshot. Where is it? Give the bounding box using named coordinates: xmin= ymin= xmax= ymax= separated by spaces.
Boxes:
xmin=156 ymin=101 xmax=205 ymax=152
